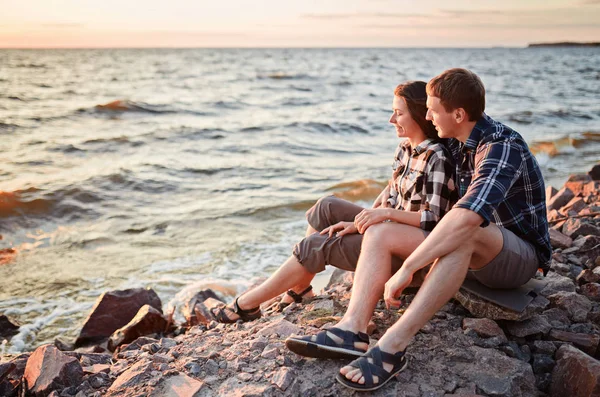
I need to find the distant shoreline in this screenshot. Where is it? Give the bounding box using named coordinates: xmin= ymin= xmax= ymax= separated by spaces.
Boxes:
xmin=528 ymin=42 xmax=600 ymax=48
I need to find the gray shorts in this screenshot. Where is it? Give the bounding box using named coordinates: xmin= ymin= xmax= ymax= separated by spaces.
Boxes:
xmin=466 ymin=226 xmax=539 ymax=289
xmin=293 ymin=196 xmax=404 ymax=274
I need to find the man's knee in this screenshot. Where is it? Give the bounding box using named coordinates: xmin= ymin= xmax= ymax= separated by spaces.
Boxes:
xmin=363 ymin=223 xmax=397 ymax=248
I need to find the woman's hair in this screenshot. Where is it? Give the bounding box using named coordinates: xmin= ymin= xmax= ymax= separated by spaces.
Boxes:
xmin=394 ymin=81 xmax=438 ymax=140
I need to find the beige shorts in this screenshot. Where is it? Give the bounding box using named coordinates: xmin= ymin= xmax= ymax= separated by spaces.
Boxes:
xmin=466 ymin=226 xmax=539 ymax=289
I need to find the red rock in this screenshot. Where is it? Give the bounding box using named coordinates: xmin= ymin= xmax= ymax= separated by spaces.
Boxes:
xmin=76 ymin=287 xmax=162 ymax=347
xmin=271 ymin=367 xmax=295 ymax=391
xmin=107 ymin=360 xmax=153 ymax=392
xmin=107 ymin=305 xmax=167 ymax=351
xmin=462 ymin=318 xmax=507 ymax=341
xmin=548 ymin=329 xmax=600 ymax=356
xmin=149 ymin=374 xmax=204 ymax=397
xmin=581 ymin=283 xmax=600 ymax=302
xmin=82 ymin=364 xmax=110 ymax=374
xmin=551 ymin=344 xmax=600 ymax=397
xmin=547 ymin=209 xmax=560 ymax=222
xmin=563 ymin=197 xmax=587 ymax=213
xmin=548 ymin=291 xmax=592 ymax=323
xmin=547 ymin=187 xmax=575 ymax=211
xmin=549 ymin=228 xmax=573 ymax=249
xmin=565 ymin=174 xmax=592 ymax=196
xmin=23 ymin=345 xmax=83 ymax=397
xmin=546 ymin=185 xmax=558 ymax=202
xmin=0 ymin=314 xmax=20 ymax=340
xmin=552 ymin=220 xmax=567 ymax=230
xmin=182 ymin=289 xmax=222 ymax=327
xmin=577 ymin=269 xmax=600 ymax=285
xmin=562 ymin=218 xmax=600 ymax=239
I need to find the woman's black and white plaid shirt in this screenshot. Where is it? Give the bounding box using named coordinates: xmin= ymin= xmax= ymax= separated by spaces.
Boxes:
xmin=388 ymin=139 xmax=458 ymax=231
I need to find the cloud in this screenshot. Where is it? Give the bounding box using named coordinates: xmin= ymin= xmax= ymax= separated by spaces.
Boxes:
xmin=302 ymin=12 xmax=427 ymax=20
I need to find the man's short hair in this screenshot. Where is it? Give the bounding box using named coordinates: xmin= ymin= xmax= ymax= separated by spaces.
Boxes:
xmin=426 ymin=68 xmax=485 ymax=121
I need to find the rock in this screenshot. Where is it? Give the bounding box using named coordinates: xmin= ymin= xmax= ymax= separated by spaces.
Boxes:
xmin=107 ymin=305 xmax=167 ymax=351
xmin=562 ymin=218 xmax=600 ymax=239
xmin=577 ymin=269 xmax=600 ymax=285
xmin=118 ymin=336 xmax=159 ymax=352
xmin=256 ymin=318 xmax=301 ymax=338
xmin=551 ymin=344 xmax=600 ymax=397
xmin=548 ymin=291 xmax=592 ymax=322
xmin=271 ymin=367 xmax=295 ymax=391
xmin=149 ymin=374 xmax=204 ymax=397
xmin=76 ymin=288 xmax=162 ymax=347
xmin=0 ymin=379 xmax=18 ymax=397
xmin=455 ymin=289 xmax=549 ymax=321
xmin=532 ymin=354 xmax=555 ymax=374
xmin=501 ymin=341 xmax=532 ymax=363
xmin=88 ymin=372 xmax=110 ymax=389
xmin=506 ymin=316 xmax=551 ymax=338
xmin=53 ymin=338 xmax=74 ymax=351
xmin=541 ymin=308 xmax=571 ymax=329
xmin=217 ymin=377 xmax=272 ymax=396
xmin=547 ymin=187 xmax=575 ymax=211
xmin=589 ymin=163 xmax=600 ymax=180
xmin=532 ymin=340 xmax=557 ymax=356
xmin=0 ymin=314 xmax=20 ymax=340
xmin=582 ymin=283 xmax=600 ymax=301
xmin=0 ymin=362 xmax=15 ymax=383
xmin=326 ymin=268 xmax=354 ymax=289
xmin=540 ymin=272 xmax=576 ymax=296
xmin=563 ymin=197 xmax=587 ymax=213
xmin=548 ymin=229 xmax=573 ymax=250
xmin=181 ymin=289 xmax=223 ymax=327
xmin=82 ymin=364 xmax=110 ymax=374
xmin=23 ymin=345 xmax=83 ymax=397
xmin=548 ymin=329 xmax=600 ymax=356
xmin=461 ymin=318 xmax=507 ymax=342
xmin=546 ymin=185 xmax=558 ymax=202
xmin=574 ymin=235 xmax=600 ymax=251
xmin=107 ymin=360 xmax=153 ymax=392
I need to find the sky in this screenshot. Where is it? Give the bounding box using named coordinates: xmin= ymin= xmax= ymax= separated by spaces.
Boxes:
xmin=0 ymin=0 xmax=599 ymax=48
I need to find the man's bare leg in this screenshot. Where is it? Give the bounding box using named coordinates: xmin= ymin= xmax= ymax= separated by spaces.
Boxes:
xmin=340 ymin=224 xmax=503 ymax=385
xmin=334 ymin=223 xmax=428 ymax=334
xmin=279 ymin=224 xmax=318 ymax=304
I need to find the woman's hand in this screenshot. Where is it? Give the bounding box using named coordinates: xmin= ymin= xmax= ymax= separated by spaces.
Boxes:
xmin=354 ymin=208 xmax=390 ymax=234
xmin=372 ymin=184 xmax=391 ymax=209
xmin=320 ymin=221 xmax=358 ymax=238
xmin=384 ymin=267 xmax=413 ymax=309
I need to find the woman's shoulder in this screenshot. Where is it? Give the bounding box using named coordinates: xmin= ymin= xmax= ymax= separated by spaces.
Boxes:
xmin=423 ymin=139 xmax=453 ymax=161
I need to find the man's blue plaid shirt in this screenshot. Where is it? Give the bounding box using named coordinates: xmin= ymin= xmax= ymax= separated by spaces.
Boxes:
xmin=448 ymin=114 xmax=552 ymax=274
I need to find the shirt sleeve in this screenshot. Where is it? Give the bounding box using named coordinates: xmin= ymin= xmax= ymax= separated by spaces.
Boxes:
xmin=454 ymin=139 xmax=523 ymax=227
xmin=419 ymin=152 xmax=457 ymax=231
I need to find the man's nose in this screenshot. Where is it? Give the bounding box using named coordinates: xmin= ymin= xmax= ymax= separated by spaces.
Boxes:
xmin=425 ymin=109 xmax=432 ymax=120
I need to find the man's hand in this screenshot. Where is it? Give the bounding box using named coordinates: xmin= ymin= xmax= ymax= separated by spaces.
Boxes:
xmin=354 ymin=208 xmax=390 ymax=234
xmin=372 ymin=184 xmax=391 ymax=209
xmin=384 ymin=267 xmax=413 ymax=309
xmin=321 ymin=221 xmax=358 ymax=238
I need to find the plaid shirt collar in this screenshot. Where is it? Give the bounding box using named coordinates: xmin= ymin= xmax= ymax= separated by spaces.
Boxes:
xmin=401 ymin=138 xmax=435 ymax=156
xmin=463 ymin=113 xmax=492 ymax=152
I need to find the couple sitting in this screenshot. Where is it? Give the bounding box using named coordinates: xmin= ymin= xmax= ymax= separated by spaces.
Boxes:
xmin=212 ymin=68 xmax=551 ymax=392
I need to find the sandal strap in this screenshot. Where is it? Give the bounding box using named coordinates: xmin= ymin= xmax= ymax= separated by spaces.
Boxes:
xmin=286 ymin=285 xmax=313 ymax=303
xmin=347 ymin=346 xmax=406 ymax=388
xmin=314 ymin=327 xmax=368 ymax=352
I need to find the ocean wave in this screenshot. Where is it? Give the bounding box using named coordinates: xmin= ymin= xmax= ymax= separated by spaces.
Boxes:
xmin=262 ymin=72 xmax=313 ymax=80
xmin=0 ymin=122 xmax=22 ymax=133
xmin=530 ymin=131 xmax=600 ymax=157
xmin=326 ymin=179 xmax=387 ymax=202
xmin=285 ymin=121 xmax=369 ymax=134
xmin=508 ymin=109 xmax=594 ymax=125
xmin=92 ymin=99 xmax=173 ymax=114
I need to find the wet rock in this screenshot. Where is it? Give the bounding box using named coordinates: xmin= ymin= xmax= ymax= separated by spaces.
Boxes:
xmin=582 ymin=283 xmax=600 ymax=301
xmin=551 ymin=344 xmax=600 ymax=397
xmin=107 ymin=360 xmax=153 ymax=392
xmin=562 ymin=218 xmax=600 ymax=239
xmin=548 ymin=329 xmax=600 ymax=356
xmin=76 ymin=288 xmax=162 ymax=347
xmin=506 ymin=316 xmax=552 ymax=337
xmin=182 ymin=289 xmax=223 ymax=327
xmin=23 ymin=345 xmax=83 ymax=397
xmin=455 ymin=289 xmax=549 ymax=321
xmin=107 ymin=304 xmax=167 ymax=351
xmin=0 ymin=314 xmax=20 ymax=340
xmin=271 ymin=367 xmax=295 ymax=391
xmin=549 ymin=229 xmax=573 ymax=250
xmin=256 ymin=318 xmax=300 ymax=338
xmin=461 ymin=318 xmax=507 ymax=342
xmin=548 ymin=291 xmax=592 ymax=322
xmin=540 ymin=272 xmax=576 ymax=296
xmin=149 ymin=374 xmax=204 ymax=397
xmin=547 ymin=187 xmax=575 ymax=211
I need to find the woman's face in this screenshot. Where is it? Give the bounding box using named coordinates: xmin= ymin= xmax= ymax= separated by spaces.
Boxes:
xmin=389 ymin=95 xmax=423 ymax=139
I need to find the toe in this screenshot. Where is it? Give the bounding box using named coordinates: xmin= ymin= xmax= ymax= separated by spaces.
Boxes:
xmin=339 ymin=365 xmax=351 ymax=376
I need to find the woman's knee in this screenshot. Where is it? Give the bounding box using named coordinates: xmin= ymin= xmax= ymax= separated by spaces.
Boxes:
xmin=305 ymin=195 xmax=338 ymax=229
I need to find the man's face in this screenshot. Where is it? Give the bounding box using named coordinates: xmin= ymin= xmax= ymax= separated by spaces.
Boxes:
xmin=426 ymin=96 xmax=455 ymax=138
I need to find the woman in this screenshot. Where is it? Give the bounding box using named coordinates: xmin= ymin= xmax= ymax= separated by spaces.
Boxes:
xmin=211 ymin=80 xmax=457 ymax=323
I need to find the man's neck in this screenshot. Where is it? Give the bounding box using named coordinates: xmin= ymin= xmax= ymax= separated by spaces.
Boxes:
xmin=455 ymin=120 xmax=478 ymax=143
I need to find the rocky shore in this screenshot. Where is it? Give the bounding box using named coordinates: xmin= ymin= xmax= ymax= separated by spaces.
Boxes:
xmin=1 ymin=164 xmax=599 ymax=397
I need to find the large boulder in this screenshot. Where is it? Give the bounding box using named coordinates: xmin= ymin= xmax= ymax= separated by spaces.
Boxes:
xmin=551 ymin=344 xmax=600 ymax=397
xmin=454 ymin=289 xmax=549 ymax=321
xmin=107 ymin=304 xmax=167 ymax=351
xmin=0 ymin=314 xmax=20 ymax=340
xmin=23 ymin=345 xmax=83 ymax=397
xmin=76 ymin=287 xmax=162 ymax=347
xmin=548 ymin=329 xmax=600 ymax=357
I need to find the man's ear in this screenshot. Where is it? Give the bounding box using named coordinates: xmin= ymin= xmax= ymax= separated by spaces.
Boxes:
xmin=454 ymin=108 xmax=467 ymax=123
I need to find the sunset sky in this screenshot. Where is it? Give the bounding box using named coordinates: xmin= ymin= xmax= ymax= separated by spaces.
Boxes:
xmin=1 ymin=0 xmax=599 ymax=48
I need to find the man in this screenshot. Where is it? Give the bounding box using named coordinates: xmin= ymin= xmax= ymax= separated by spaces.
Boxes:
xmin=285 ymin=68 xmax=551 ymax=392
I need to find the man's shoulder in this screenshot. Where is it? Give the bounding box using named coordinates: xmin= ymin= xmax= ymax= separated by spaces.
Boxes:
xmin=478 ymin=115 xmax=527 ymax=149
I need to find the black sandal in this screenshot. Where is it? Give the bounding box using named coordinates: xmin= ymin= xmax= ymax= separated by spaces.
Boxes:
xmin=285 ymin=327 xmax=368 ymax=359
xmin=211 ymin=297 xmax=262 ymax=324
xmin=335 ymin=345 xmax=408 ymax=391
xmin=267 ymin=285 xmax=313 ymax=313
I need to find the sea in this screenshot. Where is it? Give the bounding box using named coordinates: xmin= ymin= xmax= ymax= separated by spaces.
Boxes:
xmin=0 ymin=48 xmax=599 ymax=353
